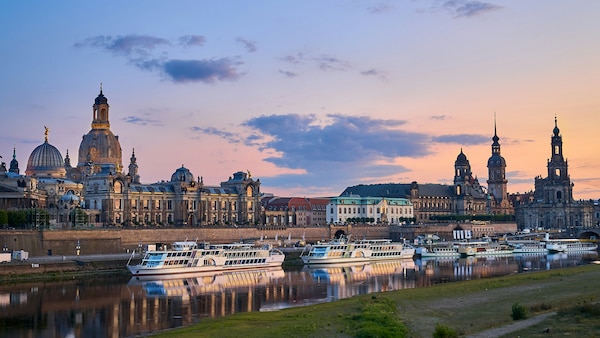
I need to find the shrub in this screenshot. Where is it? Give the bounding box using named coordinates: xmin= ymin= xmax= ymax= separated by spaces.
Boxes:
xmin=433 ymin=323 xmax=458 ymax=338
xmin=511 ymin=303 xmax=528 ymax=320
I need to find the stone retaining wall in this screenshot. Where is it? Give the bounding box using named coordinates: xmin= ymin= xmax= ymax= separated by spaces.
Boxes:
xmin=0 ymin=223 xmax=517 ymax=256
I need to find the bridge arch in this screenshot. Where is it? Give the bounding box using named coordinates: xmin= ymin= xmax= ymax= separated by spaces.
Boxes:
xmin=333 ymin=229 xmax=347 ymax=239
xmin=578 ymin=229 xmax=600 ymax=240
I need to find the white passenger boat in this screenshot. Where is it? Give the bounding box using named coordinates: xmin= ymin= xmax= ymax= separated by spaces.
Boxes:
xmin=127 ymin=241 xmax=285 ymax=277
xmin=508 ymin=241 xmax=547 ymax=254
xmin=545 ymin=240 xmax=598 ymax=253
xmin=300 ymin=236 xmax=414 ymax=265
xmin=415 ymin=243 xmax=460 ymax=258
xmin=457 ymin=241 xmax=513 ymax=257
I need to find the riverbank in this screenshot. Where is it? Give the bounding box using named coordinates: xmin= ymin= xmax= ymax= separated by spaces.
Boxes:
xmin=0 ymin=253 xmax=137 ymax=283
xmin=151 ymin=263 xmax=600 ymax=338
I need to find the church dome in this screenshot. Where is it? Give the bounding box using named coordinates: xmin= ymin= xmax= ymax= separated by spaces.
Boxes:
xmin=95 ymin=90 xmax=108 ymax=105
xmin=77 ymin=129 xmax=123 ymax=171
xmin=454 ymin=149 xmax=469 ymax=166
xmin=26 ymin=141 xmax=66 ymax=177
xmin=487 ymin=154 xmax=506 ymax=167
xmin=77 ymin=89 xmax=123 ymax=173
xmin=171 ymin=165 xmax=194 ymax=183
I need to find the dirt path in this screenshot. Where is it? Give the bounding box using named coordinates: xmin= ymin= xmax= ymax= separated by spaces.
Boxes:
xmin=467 ymin=312 xmax=556 ymax=338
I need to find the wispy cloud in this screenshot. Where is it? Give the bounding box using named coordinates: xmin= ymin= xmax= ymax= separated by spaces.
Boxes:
xmin=160 ymin=58 xmax=243 ymax=83
xmin=443 ymin=1 xmax=502 ymax=18
xmin=179 ymin=35 xmax=206 ymax=47
xmin=367 ymin=3 xmax=394 ymax=14
xmin=190 ymin=126 xmax=240 ymax=142
xmin=431 ymin=115 xmax=449 ymax=120
xmin=75 ymin=34 xmax=243 ymax=84
xmin=122 ymin=115 xmax=163 ymax=126
xmin=236 ymin=37 xmax=257 ymax=52
xmin=74 ymin=35 xmax=170 ymax=57
xmin=432 ymin=133 xmax=488 ymax=144
xmin=278 ymin=69 xmax=298 ymax=78
xmin=361 ymin=68 xmax=388 ymax=80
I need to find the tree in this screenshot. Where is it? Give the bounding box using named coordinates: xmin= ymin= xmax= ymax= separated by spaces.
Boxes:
xmin=0 ymin=210 xmax=8 ymax=227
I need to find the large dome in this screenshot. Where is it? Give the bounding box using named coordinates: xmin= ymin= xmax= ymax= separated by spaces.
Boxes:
xmin=26 ymin=141 xmax=66 ymax=177
xmin=76 ymin=89 xmax=123 ymax=173
xmin=171 ymin=166 xmax=194 ymax=183
xmin=77 ymin=129 xmax=123 ymax=172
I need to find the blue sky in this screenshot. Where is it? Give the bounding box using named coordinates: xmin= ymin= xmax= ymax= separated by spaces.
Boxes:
xmin=1 ymin=1 xmax=600 ymax=199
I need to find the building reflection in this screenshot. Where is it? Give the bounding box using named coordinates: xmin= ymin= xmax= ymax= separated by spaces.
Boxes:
xmin=0 ymin=252 xmax=597 ymax=337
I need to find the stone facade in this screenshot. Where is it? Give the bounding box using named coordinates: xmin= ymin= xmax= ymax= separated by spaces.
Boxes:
xmin=1 ymin=89 xmax=262 ymax=228
xmin=514 ymin=118 xmax=599 ymax=233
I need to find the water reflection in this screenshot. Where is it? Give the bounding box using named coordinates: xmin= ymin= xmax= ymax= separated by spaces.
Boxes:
xmin=0 ymin=252 xmax=597 ymax=338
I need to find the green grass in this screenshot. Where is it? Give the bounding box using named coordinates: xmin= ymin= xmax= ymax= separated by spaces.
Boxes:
xmin=501 ymin=302 xmax=600 ymax=337
xmin=152 ymin=264 xmax=600 ymax=338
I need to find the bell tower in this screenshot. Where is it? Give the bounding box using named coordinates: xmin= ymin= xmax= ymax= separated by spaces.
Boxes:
xmin=487 ymin=116 xmax=507 ymax=203
xmin=543 ymin=117 xmax=572 ymax=204
xmin=92 ymin=84 xmax=110 ymax=130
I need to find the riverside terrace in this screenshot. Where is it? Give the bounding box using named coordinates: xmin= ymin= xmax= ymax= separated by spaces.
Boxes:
xmin=0 ymin=222 xmax=523 ymax=256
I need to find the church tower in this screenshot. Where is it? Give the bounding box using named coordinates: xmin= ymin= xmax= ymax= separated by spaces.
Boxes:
xmin=9 ymin=146 xmax=19 ymax=174
xmin=454 ymin=148 xmax=471 ymax=197
xmin=76 ymin=86 xmax=123 ymax=178
xmin=487 ymin=117 xmax=507 ymax=203
xmin=536 ymin=117 xmax=573 ymax=204
xmin=128 ymin=149 xmax=140 ymax=184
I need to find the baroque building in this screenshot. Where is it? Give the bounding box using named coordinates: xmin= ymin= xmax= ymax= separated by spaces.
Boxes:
xmin=514 ymin=118 xmax=597 ymax=232
xmin=326 ymin=196 xmax=414 ymax=225
xmin=486 ymin=120 xmax=513 ymax=215
xmin=341 ymin=149 xmax=489 ymax=223
xmin=1 ymin=89 xmax=262 ymax=228
xmin=261 ymin=197 xmax=329 ymax=227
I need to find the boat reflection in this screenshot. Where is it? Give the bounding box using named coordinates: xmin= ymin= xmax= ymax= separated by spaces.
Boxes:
xmin=129 ymin=267 xmax=286 ymax=298
xmin=300 ymin=260 xmax=418 ymax=302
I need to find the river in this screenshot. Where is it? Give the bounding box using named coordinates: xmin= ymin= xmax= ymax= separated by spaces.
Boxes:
xmin=0 ymin=251 xmax=597 ymax=338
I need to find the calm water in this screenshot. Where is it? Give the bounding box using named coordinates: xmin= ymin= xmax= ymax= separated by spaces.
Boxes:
xmin=1 ymin=252 xmax=597 ymax=338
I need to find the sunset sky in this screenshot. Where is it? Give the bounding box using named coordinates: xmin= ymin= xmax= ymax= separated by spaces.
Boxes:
xmin=1 ymin=1 xmax=600 ymax=200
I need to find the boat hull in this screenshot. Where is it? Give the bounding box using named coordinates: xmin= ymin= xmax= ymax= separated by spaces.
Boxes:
xmin=300 ymin=251 xmax=414 ymax=265
xmin=128 ymin=258 xmax=284 ymax=277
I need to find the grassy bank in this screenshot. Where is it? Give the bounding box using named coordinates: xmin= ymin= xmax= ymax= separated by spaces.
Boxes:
xmin=152 ymin=264 xmax=600 ymax=338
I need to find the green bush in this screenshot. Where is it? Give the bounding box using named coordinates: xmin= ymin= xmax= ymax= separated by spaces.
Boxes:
xmin=511 ymin=303 xmax=528 ymax=320
xmin=432 ymin=323 xmax=458 ymax=338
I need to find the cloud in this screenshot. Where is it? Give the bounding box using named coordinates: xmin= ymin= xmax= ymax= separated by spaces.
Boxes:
xmin=236 ymin=37 xmax=257 ymax=52
xmin=161 ymin=58 xmax=243 ymax=83
xmin=443 ymin=1 xmax=502 ymax=18
xmin=314 ymin=55 xmax=351 ymax=71
xmin=179 ymin=35 xmax=206 ymax=47
xmin=190 ymin=113 xmax=502 ymax=191
xmin=432 ymin=133 xmax=489 ymax=145
xmin=122 ymin=115 xmax=163 ymax=126
xmin=74 ymin=35 xmax=170 ymax=57
xmin=361 ymin=68 xmax=388 ymax=80
xmin=75 ymin=34 xmax=243 ymax=84
xmin=430 ymin=115 xmax=449 ymax=120
xmin=281 ymin=53 xmax=305 ymax=65
xmin=280 ymin=52 xmax=351 ymax=72
xmin=190 ymin=126 xmax=240 ymax=142
xmin=278 ymin=69 xmax=298 ymax=78
xmin=241 ymin=114 xmax=429 ymax=167
xmin=367 ymin=3 xmax=394 ymax=14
